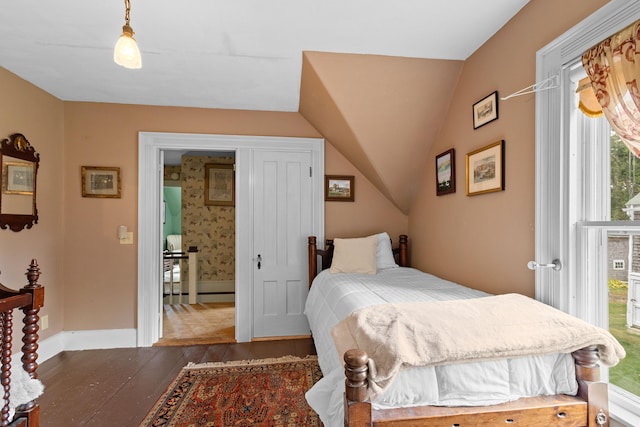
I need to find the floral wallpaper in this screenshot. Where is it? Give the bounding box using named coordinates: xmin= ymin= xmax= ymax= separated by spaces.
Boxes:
xmin=167 ymin=156 xmax=235 ymax=282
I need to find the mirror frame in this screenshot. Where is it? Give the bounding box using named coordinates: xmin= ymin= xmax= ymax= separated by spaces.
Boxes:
xmin=0 ymin=133 xmax=39 ymax=231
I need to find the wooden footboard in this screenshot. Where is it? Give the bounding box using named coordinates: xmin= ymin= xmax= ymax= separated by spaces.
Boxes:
xmin=0 ymin=260 xmax=44 ymax=427
xmin=343 ymin=346 xmax=609 ymax=427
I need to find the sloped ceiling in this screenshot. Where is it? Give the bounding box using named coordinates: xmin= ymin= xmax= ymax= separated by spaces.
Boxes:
xmin=299 ymin=52 xmax=463 ymax=213
xmin=0 ymin=1 xmax=529 ymax=213
xmin=0 ymin=1 xmax=528 ymax=111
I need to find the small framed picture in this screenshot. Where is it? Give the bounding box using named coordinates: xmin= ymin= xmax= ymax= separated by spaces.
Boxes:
xmin=2 ymin=161 xmax=35 ymax=195
xmin=325 ymin=175 xmax=354 ymax=202
xmin=81 ymin=166 xmax=121 ymax=198
xmin=473 ymin=91 xmax=499 ymax=129
xmin=466 ymin=140 xmax=505 ymax=196
xmin=204 ymin=163 xmax=235 ymax=206
xmin=435 ymin=148 xmax=456 ymax=196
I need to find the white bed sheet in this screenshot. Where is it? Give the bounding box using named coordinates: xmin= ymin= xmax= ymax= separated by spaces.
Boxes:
xmin=304 ymin=267 xmax=578 ymax=427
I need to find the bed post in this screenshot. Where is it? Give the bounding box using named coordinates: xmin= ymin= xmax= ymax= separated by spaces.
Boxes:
xmin=308 ymin=236 xmax=318 ymax=288
xmin=20 ymin=260 xmax=44 ymax=379
xmin=398 ymin=235 xmax=408 ymax=267
xmin=344 ymin=349 xmax=372 ymax=426
xmin=572 ymin=345 xmax=609 ymax=427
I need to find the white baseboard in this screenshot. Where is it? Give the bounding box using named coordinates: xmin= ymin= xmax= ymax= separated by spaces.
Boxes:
xmin=15 ymin=328 xmax=138 ymax=367
xmin=164 ymin=279 xmax=235 ymax=304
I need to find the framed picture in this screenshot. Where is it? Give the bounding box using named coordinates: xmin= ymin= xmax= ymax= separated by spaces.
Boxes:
xmin=325 ymin=175 xmax=354 ymax=202
xmin=473 ymin=91 xmax=499 ymax=129
xmin=2 ymin=161 xmax=35 ymax=195
xmin=466 ymin=140 xmax=505 ymax=196
xmin=81 ymin=166 xmax=121 ymax=198
xmin=435 ymin=148 xmax=456 ymax=196
xmin=204 ymin=163 xmax=235 ymax=206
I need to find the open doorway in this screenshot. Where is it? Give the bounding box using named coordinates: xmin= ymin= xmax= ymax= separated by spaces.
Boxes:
xmin=155 ymin=149 xmax=237 ymax=346
xmin=137 ymin=132 xmax=324 ymax=346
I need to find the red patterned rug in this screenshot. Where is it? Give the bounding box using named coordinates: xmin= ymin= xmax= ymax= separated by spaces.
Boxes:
xmin=139 ymin=355 xmax=322 ymax=427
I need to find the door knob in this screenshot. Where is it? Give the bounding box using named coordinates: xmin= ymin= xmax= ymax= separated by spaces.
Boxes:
xmin=527 ymin=259 xmax=562 ymax=271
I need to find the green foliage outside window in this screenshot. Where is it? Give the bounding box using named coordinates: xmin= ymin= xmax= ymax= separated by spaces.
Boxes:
xmin=611 ymin=133 xmax=640 ymax=220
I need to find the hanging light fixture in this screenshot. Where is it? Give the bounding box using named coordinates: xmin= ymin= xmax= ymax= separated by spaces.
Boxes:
xmin=114 ymin=0 xmax=142 ymax=69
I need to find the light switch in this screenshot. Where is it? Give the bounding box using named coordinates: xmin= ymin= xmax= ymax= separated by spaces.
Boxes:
xmin=120 ymin=231 xmax=134 ymax=245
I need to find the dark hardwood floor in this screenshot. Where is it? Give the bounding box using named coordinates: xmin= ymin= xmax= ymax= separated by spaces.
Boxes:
xmin=36 ymin=338 xmax=317 ymax=426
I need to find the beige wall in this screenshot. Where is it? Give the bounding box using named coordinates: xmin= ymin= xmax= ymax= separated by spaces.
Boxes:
xmin=0 ymin=68 xmax=64 ymax=340
xmin=325 ymin=142 xmax=408 ymax=240
xmin=61 ymin=102 xmax=406 ymax=331
xmin=1 ymin=0 xmax=615 ymax=336
xmin=409 ymin=0 xmax=609 ymax=296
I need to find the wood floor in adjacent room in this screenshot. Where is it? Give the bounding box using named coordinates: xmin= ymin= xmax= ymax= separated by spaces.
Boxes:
xmin=36 ymin=338 xmax=317 ymax=426
xmin=156 ymin=302 xmax=236 ymax=346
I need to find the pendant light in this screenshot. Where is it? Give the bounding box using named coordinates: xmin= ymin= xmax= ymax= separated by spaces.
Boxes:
xmin=114 ymin=0 xmax=142 ymax=69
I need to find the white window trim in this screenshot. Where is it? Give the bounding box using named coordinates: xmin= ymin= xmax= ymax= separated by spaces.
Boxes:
xmin=536 ymin=1 xmax=640 ymax=425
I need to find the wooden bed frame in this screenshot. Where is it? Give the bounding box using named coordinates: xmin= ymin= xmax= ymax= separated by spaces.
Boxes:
xmin=0 ymin=260 xmax=44 ymax=427
xmin=308 ymin=235 xmax=610 ymax=427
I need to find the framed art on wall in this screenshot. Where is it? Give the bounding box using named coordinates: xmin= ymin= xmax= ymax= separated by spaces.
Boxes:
xmin=435 ymin=148 xmax=456 ymax=196
xmin=81 ymin=166 xmax=121 ymax=198
xmin=2 ymin=161 xmax=35 ymax=195
xmin=325 ymin=175 xmax=354 ymax=202
xmin=204 ymin=163 xmax=235 ymax=206
xmin=466 ymin=140 xmax=505 ymax=196
xmin=473 ymin=91 xmax=499 ymax=129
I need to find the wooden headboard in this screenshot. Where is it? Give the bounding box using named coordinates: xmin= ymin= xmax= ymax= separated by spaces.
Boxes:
xmin=308 ymin=235 xmax=409 ymax=286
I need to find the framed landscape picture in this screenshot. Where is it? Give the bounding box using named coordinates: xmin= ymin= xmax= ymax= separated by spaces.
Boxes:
xmin=81 ymin=166 xmax=121 ymax=198
xmin=435 ymin=148 xmax=456 ymax=196
xmin=2 ymin=161 xmax=35 ymax=195
xmin=466 ymin=140 xmax=505 ymax=196
xmin=204 ymin=163 xmax=235 ymax=206
xmin=473 ymin=91 xmax=499 ymax=129
xmin=325 ymin=175 xmax=354 ymax=202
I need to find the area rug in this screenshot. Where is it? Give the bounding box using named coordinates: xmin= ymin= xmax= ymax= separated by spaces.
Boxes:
xmin=139 ymin=355 xmax=322 ymax=427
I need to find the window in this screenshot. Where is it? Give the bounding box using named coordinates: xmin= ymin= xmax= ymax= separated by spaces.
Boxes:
xmin=536 ymin=1 xmax=640 ymax=424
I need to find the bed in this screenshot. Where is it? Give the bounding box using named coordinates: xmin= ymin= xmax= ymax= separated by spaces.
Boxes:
xmin=0 ymin=259 xmax=44 ymax=427
xmin=305 ymin=233 xmax=623 ymax=427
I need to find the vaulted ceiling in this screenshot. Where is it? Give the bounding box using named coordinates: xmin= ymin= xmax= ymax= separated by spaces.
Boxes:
xmin=0 ymin=1 xmax=529 ymax=212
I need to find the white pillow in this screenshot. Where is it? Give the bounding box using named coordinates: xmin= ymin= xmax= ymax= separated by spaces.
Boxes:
xmin=329 ymin=235 xmax=377 ymax=274
xmin=375 ymin=232 xmax=399 ymax=270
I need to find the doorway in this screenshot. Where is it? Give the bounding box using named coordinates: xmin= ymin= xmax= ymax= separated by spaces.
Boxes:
xmin=157 ymin=150 xmax=237 ymax=345
xmin=137 ymin=132 xmax=324 ymax=347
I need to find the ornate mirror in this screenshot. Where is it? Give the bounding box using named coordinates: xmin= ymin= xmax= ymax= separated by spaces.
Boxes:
xmin=0 ymin=133 xmax=39 ymax=231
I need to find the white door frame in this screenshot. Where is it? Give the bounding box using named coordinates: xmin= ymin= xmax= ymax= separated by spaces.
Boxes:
xmin=137 ymin=132 xmax=324 ymax=346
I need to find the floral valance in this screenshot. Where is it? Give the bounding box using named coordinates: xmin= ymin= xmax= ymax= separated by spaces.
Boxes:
xmin=582 ymin=20 xmax=640 ymax=157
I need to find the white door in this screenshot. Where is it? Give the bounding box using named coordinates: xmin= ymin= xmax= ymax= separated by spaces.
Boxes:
xmin=252 ymin=149 xmax=312 ymax=337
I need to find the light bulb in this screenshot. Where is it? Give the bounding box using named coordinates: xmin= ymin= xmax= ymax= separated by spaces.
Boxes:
xmin=114 ymin=25 xmax=142 ymax=69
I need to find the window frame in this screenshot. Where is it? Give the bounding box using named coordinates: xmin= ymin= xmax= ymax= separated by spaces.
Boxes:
xmin=613 ymin=260 xmax=625 ymax=270
xmin=536 ymin=1 xmax=640 ymax=424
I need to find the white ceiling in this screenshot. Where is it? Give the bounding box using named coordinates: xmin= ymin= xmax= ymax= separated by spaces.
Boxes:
xmin=0 ymin=1 xmax=529 ymax=112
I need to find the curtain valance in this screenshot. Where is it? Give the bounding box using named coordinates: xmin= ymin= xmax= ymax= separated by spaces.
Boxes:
xmin=582 ymin=20 xmax=640 ymax=156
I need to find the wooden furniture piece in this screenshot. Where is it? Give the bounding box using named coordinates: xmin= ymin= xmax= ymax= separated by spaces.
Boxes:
xmin=307 ymin=234 xmax=408 ymax=286
xmin=308 ymin=235 xmax=611 ymax=427
xmin=0 ymin=134 xmax=40 ymax=232
xmin=0 ymin=259 xmax=44 ymax=427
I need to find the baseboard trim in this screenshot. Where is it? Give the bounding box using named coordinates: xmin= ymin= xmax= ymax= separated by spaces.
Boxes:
xmin=19 ymin=329 xmax=138 ymax=366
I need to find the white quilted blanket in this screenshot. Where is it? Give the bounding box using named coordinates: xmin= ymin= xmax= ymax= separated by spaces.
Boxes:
xmin=331 ymin=293 xmax=626 ymax=398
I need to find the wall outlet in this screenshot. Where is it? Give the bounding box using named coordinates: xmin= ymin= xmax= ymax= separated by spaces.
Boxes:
xmin=41 ymin=315 xmax=49 ymax=330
